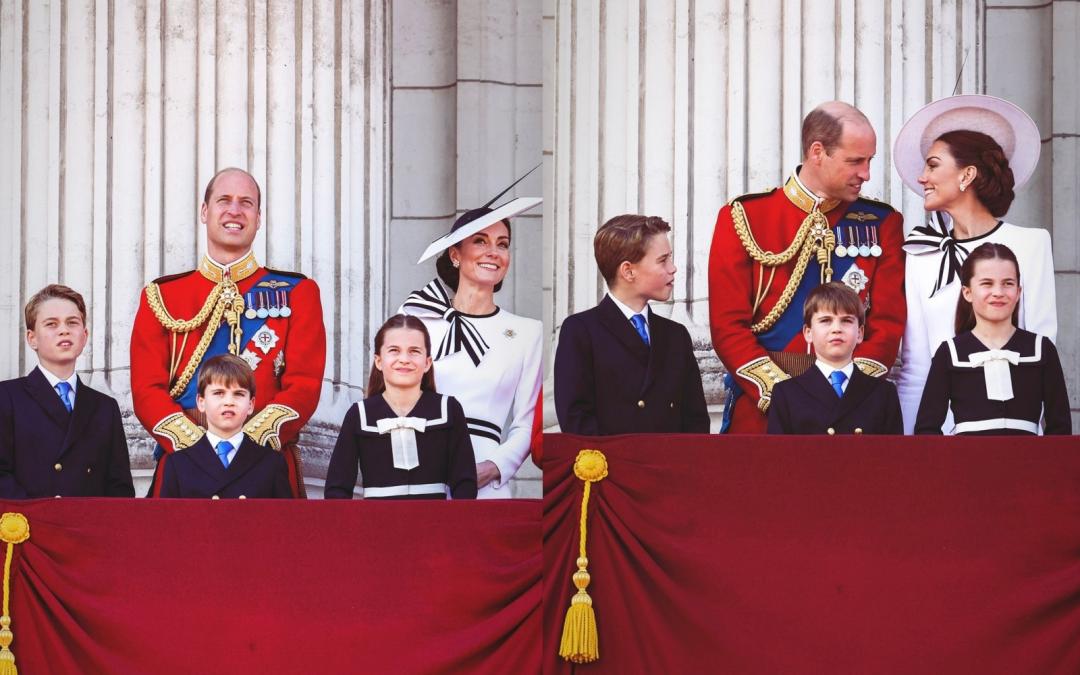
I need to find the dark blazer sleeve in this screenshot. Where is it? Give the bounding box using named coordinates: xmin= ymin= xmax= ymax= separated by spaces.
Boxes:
xmin=914 ymin=343 xmax=952 ymax=435
xmin=324 ymin=405 xmax=361 ymax=499
xmin=270 ymin=452 xmax=293 ymax=498
xmin=679 ymin=326 xmax=710 ymax=433
xmin=766 ymin=380 xmax=792 ymax=434
xmin=446 ymin=397 xmax=478 ymax=499
xmin=0 ymin=384 xmax=28 ymax=499
xmin=554 ymin=314 xmax=600 ymax=435
xmin=1040 ymin=338 xmax=1073 ymax=435
xmin=158 ymin=453 xmax=181 ymax=498
xmin=104 ymin=397 xmax=136 ymax=497
xmin=882 ymin=382 xmax=904 ymax=435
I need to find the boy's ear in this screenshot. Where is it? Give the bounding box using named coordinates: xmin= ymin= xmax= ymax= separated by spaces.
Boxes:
xmin=25 ymin=329 xmax=37 ymax=351
xmin=617 ymin=260 xmax=635 ymax=284
xmin=802 ymin=325 xmax=813 ymax=345
xmin=856 ymin=324 xmax=865 ymax=344
xmin=196 ymin=395 xmax=206 ymax=413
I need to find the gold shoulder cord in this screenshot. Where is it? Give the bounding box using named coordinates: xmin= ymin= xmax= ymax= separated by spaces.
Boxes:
xmin=730 ymin=201 xmax=835 ymax=334
xmin=145 ymin=279 xmax=246 ymax=399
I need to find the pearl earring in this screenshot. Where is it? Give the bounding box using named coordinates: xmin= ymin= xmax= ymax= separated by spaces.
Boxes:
xmin=959 ymin=181 xmax=966 ymax=192
xmin=452 ymin=260 xmax=460 ymax=268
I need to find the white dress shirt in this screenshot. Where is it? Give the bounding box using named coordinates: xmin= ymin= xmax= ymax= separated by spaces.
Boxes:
xmin=204 ymin=430 xmax=244 ymax=465
xmin=38 ymin=366 xmax=78 ymax=407
xmin=607 ymin=292 xmax=651 ymax=340
xmin=815 ymin=360 xmax=854 ymax=394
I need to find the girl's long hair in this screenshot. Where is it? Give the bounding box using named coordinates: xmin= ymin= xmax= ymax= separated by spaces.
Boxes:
xmin=954 ymin=242 xmax=1021 ymax=334
xmin=366 ymin=314 xmax=437 ymax=396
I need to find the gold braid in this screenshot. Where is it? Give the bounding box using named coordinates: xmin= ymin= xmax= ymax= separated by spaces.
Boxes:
xmin=144 ymin=279 xmax=246 ymax=399
xmin=730 ymin=201 xmax=835 ymax=334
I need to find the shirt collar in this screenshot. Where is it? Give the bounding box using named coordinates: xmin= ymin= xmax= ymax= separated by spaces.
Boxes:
xmin=37 ymin=366 xmax=78 ymax=393
xmin=205 ymin=430 xmax=246 ymax=453
xmin=607 ymin=292 xmax=650 ymax=324
xmin=784 ymin=166 xmax=842 ymax=214
xmin=199 ymin=250 xmax=260 ymax=284
xmin=815 ymin=359 xmax=854 ymax=381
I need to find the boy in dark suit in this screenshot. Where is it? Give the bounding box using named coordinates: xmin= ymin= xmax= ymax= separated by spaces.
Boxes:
xmin=554 ymin=214 xmax=710 ymax=435
xmin=0 ymin=285 xmax=134 ymax=498
xmin=768 ymin=282 xmax=902 ymax=435
xmin=159 ymin=355 xmax=292 ymax=498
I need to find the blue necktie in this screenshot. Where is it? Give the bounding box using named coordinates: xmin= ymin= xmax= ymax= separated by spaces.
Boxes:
xmin=54 ymin=382 xmax=73 ymax=412
xmin=829 ymin=370 xmax=847 ymax=398
xmin=216 ymin=440 xmax=234 ymax=468
xmin=630 ymin=314 xmax=650 ymax=346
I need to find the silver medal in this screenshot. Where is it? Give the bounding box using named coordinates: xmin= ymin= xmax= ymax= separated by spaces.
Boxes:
xmin=245 ymin=308 xmax=258 ymax=320
xmin=257 ymin=307 xmax=269 ymax=319
xmin=268 ymin=306 xmax=280 ymax=318
xmin=870 ymin=244 xmax=882 ymax=257
xmin=858 ymin=244 xmax=871 ymax=257
xmin=280 ymin=306 xmax=292 ymax=317
xmin=835 ymin=244 xmax=847 ymax=258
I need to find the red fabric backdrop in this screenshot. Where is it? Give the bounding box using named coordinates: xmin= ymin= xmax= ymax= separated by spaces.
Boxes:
xmin=0 ymin=499 xmax=541 ymax=675
xmin=543 ymin=433 xmax=1080 ymax=674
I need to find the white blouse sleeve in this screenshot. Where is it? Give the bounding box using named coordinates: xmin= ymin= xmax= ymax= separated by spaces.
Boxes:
xmin=487 ymin=319 xmax=543 ymax=489
xmin=1018 ymin=228 xmax=1057 ymax=343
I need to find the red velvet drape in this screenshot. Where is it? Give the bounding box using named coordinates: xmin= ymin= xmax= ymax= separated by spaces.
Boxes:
xmin=1 ymin=499 xmax=541 ymax=675
xmin=543 ymin=433 xmax=1080 ymax=674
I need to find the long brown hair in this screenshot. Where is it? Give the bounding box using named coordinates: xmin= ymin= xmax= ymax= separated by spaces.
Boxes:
xmin=954 ymin=242 xmax=1021 ymax=334
xmin=934 ymin=130 xmax=1015 ymax=217
xmin=366 ymin=314 xmax=437 ymax=396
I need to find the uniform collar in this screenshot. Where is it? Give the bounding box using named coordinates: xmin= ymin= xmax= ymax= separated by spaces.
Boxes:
xmin=199 ymin=251 xmax=260 ymax=284
xmin=783 ymin=167 xmax=842 ymax=214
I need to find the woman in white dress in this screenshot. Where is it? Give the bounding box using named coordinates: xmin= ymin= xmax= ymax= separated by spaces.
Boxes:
xmin=401 ymin=193 xmax=543 ymax=498
xmin=893 ymin=95 xmax=1057 ymax=433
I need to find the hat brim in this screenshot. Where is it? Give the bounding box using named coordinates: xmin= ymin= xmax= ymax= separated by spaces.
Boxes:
xmin=416 ymin=196 xmax=543 ymax=264
xmin=892 ymin=95 xmax=1041 ymax=197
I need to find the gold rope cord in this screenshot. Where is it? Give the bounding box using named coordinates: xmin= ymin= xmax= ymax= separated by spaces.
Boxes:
xmin=145 ymin=279 xmax=246 ymax=399
xmin=731 ymin=202 xmax=834 ymax=334
xmin=0 ymin=512 xmax=29 ymax=675
xmin=559 ymin=449 xmax=609 ymax=665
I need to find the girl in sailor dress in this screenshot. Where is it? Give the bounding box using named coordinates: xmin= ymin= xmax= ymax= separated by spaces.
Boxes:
xmin=914 ymin=243 xmax=1071 ymax=436
xmin=324 ymin=315 xmax=477 ymax=499
xmin=402 ymin=204 xmax=543 ymax=499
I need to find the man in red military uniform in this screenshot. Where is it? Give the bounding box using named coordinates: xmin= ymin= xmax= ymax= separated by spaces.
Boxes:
xmin=131 ymin=167 xmax=326 ymax=496
xmin=709 ymin=102 xmax=906 ymax=433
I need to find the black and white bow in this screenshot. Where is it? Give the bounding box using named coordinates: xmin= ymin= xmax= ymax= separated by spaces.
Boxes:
xmin=902 ymin=211 xmax=970 ymax=298
xmin=402 ymin=279 xmax=491 ymax=367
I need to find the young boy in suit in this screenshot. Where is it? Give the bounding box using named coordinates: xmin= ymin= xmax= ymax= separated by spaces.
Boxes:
xmin=767 ymin=282 xmax=902 ymax=435
xmin=0 ymin=284 xmax=134 ymax=498
xmin=159 ymin=355 xmax=292 ymax=498
xmin=554 ymin=214 xmax=710 ymax=435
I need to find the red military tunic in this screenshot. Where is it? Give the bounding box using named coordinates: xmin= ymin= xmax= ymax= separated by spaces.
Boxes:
xmin=130 ymin=251 xmax=326 ymax=496
xmin=709 ymin=170 xmax=906 ymax=433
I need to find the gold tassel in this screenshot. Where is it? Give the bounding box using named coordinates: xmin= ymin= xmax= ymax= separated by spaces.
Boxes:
xmin=0 ymin=513 xmax=29 ymax=675
xmin=559 ymin=450 xmax=608 ymax=664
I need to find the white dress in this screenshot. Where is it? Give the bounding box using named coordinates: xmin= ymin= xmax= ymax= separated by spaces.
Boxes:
xmin=897 ymin=219 xmax=1057 ymax=433
xmin=401 ymin=279 xmax=543 ymax=498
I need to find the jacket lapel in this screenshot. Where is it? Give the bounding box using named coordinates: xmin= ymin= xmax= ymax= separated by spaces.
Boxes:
xmin=795 ymin=366 xmax=841 ymax=416
xmin=60 ymin=377 xmax=98 ymax=456
xmin=24 ymin=368 xmax=71 ymax=433
xmin=220 ymin=436 xmax=262 ymax=490
xmin=641 ymin=314 xmax=665 ymax=395
xmin=596 ymin=295 xmax=650 ymax=366
xmin=187 ymin=437 xmax=229 ymax=483
xmin=831 ymin=368 xmax=876 ymax=423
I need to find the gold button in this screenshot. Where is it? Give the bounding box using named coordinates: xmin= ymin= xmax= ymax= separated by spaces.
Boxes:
xmin=669 ymin=402 xmax=675 ymax=409
xmin=54 ymin=463 xmax=62 ymax=472
xmin=827 ymin=427 xmax=835 ymax=435
xmin=854 ymin=428 xmax=863 ymax=435
xmin=211 ymin=495 xmax=220 ymax=500
xmin=238 ymin=495 xmax=247 ymax=500
xmin=54 ymin=495 xmax=61 ymax=499
xmin=86 ymin=467 xmax=92 ymax=474
xmin=637 ymin=400 xmax=645 ymax=409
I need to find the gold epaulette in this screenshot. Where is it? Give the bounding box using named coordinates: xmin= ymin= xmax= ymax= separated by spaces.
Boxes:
xmin=244 ymin=404 xmax=300 ymax=450
xmin=854 ymin=357 xmax=888 ymax=377
xmin=153 ymin=412 xmax=205 ymax=451
xmin=735 ymin=356 xmax=791 ymax=413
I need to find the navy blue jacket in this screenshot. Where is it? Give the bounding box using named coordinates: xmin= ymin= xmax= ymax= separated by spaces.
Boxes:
xmin=767 ymin=365 xmax=903 ymax=435
xmin=554 ymin=295 xmax=710 ymax=435
xmin=0 ymin=367 xmax=134 ymax=498
xmin=159 ymin=434 xmax=292 ymax=499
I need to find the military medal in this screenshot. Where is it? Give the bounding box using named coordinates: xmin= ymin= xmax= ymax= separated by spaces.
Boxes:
xmin=278 ymin=290 xmax=292 ymax=317
xmin=244 ymin=293 xmax=258 ymax=320
xmin=869 ymin=227 xmax=882 ymax=257
xmin=857 ymin=226 xmax=871 ymax=257
xmin=268 ymin=290 xmax=281 ymax=318
xmin=252 ymin=325 xmax=280 ymax=355
xmin=256 ymin=293 xmax=269 ymax=319
xmin=834 ymin=227 xmax=847 ymax=257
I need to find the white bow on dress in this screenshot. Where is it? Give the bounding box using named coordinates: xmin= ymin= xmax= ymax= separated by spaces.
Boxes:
xmin=376 ymin=417 xmax=427 ymax=470
xmin=968 ymin=349 xmax=1020 ymax=401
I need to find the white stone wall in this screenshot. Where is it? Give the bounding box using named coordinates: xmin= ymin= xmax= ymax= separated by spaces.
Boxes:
xmin=543 ymin=0 xmax=1079 ymax=430
xmin=0 ymin=0 xmax=545 ymax=496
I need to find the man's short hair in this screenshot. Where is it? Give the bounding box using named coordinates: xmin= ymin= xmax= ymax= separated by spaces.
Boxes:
xmin=803 ymin=282 xmax=865 ymax=327
xmin=24 ymin=284 xmax=87 ymax=330
xmin=801 ymin=103 xmax=871 ymax=158
xmin=593 ymin=214 xmax=672 ymax=286
xmin=202 ymin=167 xmax=262 ymax=210
xmin=197 ymin=354 xmax=257 ymax=398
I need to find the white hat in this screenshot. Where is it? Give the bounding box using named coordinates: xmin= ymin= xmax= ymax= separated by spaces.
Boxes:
xmin=416 ymin=164 xmax=543 ymax=264
xmin=892 ymin=94 xmax=1041 ymax=195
